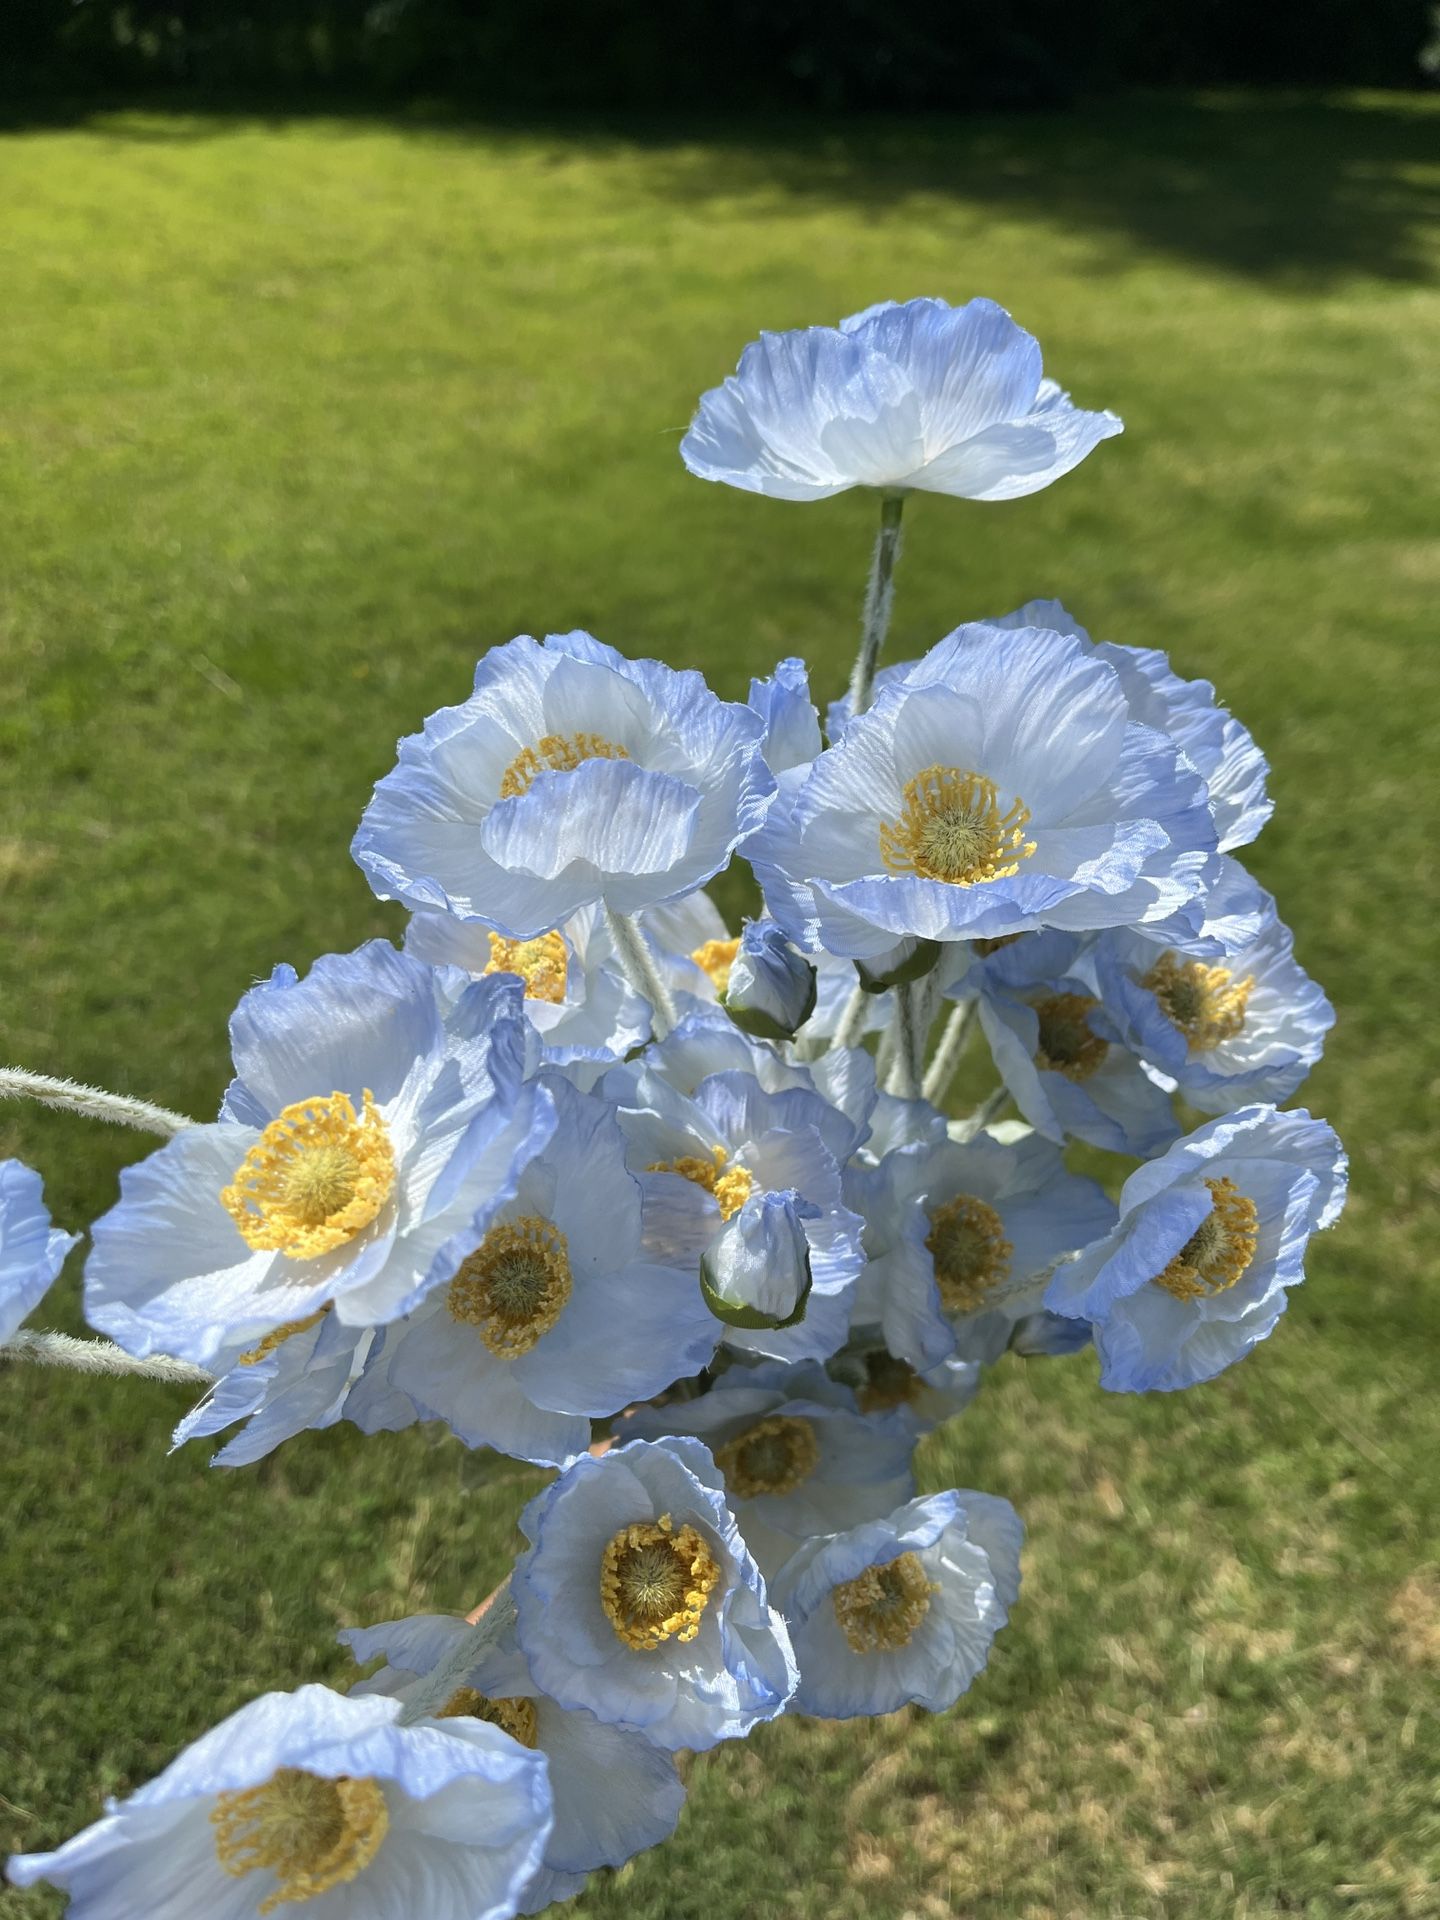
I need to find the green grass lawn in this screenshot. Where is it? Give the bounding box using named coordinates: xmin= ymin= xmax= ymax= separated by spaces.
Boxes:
xmin=2 ymin=90 xmax=1439 ymax=1919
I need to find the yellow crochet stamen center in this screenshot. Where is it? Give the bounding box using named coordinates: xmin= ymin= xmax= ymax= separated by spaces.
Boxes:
xmin=599 ymin=1514 xmax=720 ymax=1652
xmin=211 ymin=1768 xmax=388 ymax=1913
xmin=647 ymin=1143 xmax=756 ymax=1220
xmin=222 ymin=1092 xmax=395 ymax=1260
xmin=499 ymin=732 xmax=630 ymax=799
xmin=447 ymin=1215 xmax=572 ymax=1357
xmin=714 ymin=1415 xmax=820 ymax=1499
xmin=925 ymin=1194 xmax=1014 ymax=1316
xmin=1154 ymin=1177 xmax=1259 ymax=1302
xmin=437 ymin=1686 xmax=539 ymax=1749
xmin=238 ymin=1308 xmax=328 ymax=1367
xmin=832 ymin=1551 xmax=939 ymax=1654
xmin=691 ymin=937 xmax=742 ymax=996
xmin=485 ymin=930 xmax=569 ymax=1004
xmin=1032 ymin=992 xmax=1109 ymax=1083
xmin=1143 ymin=952 xmax=1255 ymax=1053
xmin=879 ymin=767 xmax=1036 ymax=886
xmin=858 ymin=1352 xmax=924 ymax=1414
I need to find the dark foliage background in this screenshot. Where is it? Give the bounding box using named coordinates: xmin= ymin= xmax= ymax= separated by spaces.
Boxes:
xmin=6 ymin=0 xmax=1434 ymax=107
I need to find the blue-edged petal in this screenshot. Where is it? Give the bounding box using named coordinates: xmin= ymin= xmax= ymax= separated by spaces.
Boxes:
xmin=0 ymin=1159 xmax=78 ymax=1343
xmin=511 ymin=1438 xmax=796 ymax=1752
xmin=682 ymin=298 xmax=1118 ymax=502
xmin=1044 ymin=1105 xmax=1346 ymax=1390
xmin=7 ymin=1684 xmax=551 ymax=1920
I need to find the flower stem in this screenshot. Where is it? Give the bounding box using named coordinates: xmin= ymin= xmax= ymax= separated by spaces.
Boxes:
xmin=889 ymin=982 xmax=923 ymax=1101
xmin=0 ymin=1067 xmax=193 ymax=1137
xmin=846 ymin=491 xmax=906 ymax=719
xmin=0 ymin=1330 xmax=213 ymax=1385
xmin=831 ymin=980 xmax=870 ymax=1052
xmin=397 ymin=1581 xmax=517 ymax=1724
xmin=796 ymin=978 xmax=869 ymax=1062
xmin=954 ymin=1083 xmax=1012 ymax=1141
xmin=605 ymin=909 xmax=679 ymax=1040
xmin=922 ymin=998 xmax=977 ymax=1107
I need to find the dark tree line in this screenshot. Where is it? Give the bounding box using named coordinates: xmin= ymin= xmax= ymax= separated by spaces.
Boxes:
xmin=5 ymin=0 xmax=1433 ymax=106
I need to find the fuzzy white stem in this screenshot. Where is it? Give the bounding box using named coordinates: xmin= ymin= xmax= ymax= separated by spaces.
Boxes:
xmin=845 ymin=492 xmax=906 ymax=719
xmin=953 ymin=1084 xmax=1011 ymax=1141
xmin=911 ymin=965 xmax=947 ymax=1051
xmin=875 ymin=1013 xmax=898 ymax=1086
xmin=0 ymin=1068 xmax=193 ymax=1137
xmin=396 ymin=1583 xmax=517 ymax=1724
xmin=922 ymin=998 xmax=977 ymax=1107
xmin=604 ymin=909 xmax=679 ymax=1040
xmin=1 ymin=1330 xmax=214 ymax=1385
xmin=830 ymin=980 xmax=871 ymax=1053
xmin=795 ymin=978 xmax=868 ymax=1064
xmin=889 ymin=982 xmax=923 ymax=1102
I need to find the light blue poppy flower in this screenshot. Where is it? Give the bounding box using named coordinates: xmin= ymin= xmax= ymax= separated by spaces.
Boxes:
xmin=83 ymin=944 xmax=532 ymax=1371
xmin=844 ymin=1350 xmax=982 ymax=1432
xmin=0 ymin=1159 xmax=78 ymax=1343
xmin=1089 ymin=873 xmax=1334 ymax=1114
xmin=751 ymin=622 xmax=1216 ymax=963
xmin=1044 ymin=1104 xmax=1347 ymax=1392
xmin=831 ymin=598 xmax=1271 ymax=860
xmin=682 ymin=297 xmax=1120 ymax=502
xmin=611 ymin=1006 xmax=878 ymax=1142
xmin=405 ymin=902 xmax=649 ymax=1090
xmin=511 ymin=1437 xmax=797 ymax=1752
xmin=625 ymin=1360 xmax=915 ymax=1577
xmin=380 ymin=1073 xmax=719 ymax=1467
xmin=748 ymin=656 xmax=822 ymax=775
xmin=353 ymin=632 xmax=775 ymax=940
xmin=604 ymin=1016 xmax=870 ymax=1365
xmin=847 ymin=1126 xmax=1116 ymax=1367
xmin=7 ymin=1682 xmax=551 ymax=1920
xmin=171 ymin=1312 xmax=418 ymax=1468
xmin=976 ymin=976 xmax=1182 ymax=1157
xmin=991 ymin=599 xmax=1272 ymax=854
xmin=771 ymin=1489 xmax=1023 ymax=1718
xmin=344 ymin=1611 xmax=686 ymax=1880
xmin=722 ymin=919 xmax=817 ymax=1041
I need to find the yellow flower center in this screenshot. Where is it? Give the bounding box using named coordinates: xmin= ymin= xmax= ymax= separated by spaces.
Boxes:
xmin=222 ymin=1092 xmax=395 ymax=1260
xmin=599 ymin=1514 xmax=721 ymax=1652
xmin=238 ymin=1307 xmax=328 ymax=1367
xmin=648 ymin=1143 xmax=756 ymax=1220
xmin=857 ymin=1352 xmax=924 ymax=1414
xmin=1154 ymin=1176 xmax=1259 ymax=1302
xmin=714 ymin=1415 xmax=820 ymax=1499
xmin=211 ymin=1769 xmax=388 ymax=1913
xmin=447 ymin=1215 xmax=572 ymax=1358
xmin=484 ymin=930 xmax=569 ymax=1004
xmin=925 ymin=1194 xmax=1014 ymax=1315
xmin=1143 ymin=952 xmax=1254 ymax=1053
xmin=879 ymin=766 xmax=1036 ymax=886
xmin=832 ymin=1552 xmax=939 ymax=1654
xmin=499 ymin=732 xmax=630 ymax=800
xmin=1032 ymin=992 xmax=1109 ymax=1083
xmin=691 ymin=937 xmax=741 ymax=996
xmin=437 ymin=1686 xmax=539 ymax=1748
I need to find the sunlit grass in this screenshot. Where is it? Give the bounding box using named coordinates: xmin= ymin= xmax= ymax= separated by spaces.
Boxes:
xmin=2 ymin=92 xmax=1438 ymax=1918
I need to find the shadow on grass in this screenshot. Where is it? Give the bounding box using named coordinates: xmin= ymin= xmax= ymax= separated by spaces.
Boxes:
xmin=3 ymin=88 xmax=1438 ymax=286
